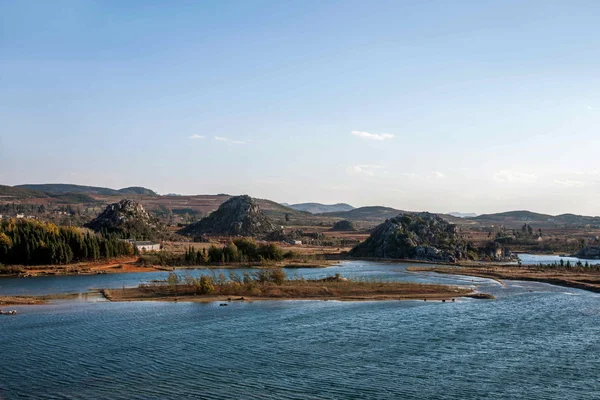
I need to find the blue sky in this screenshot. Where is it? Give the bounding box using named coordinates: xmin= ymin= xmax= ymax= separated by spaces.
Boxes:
xmin=2 ymin=0 xmax=600 ymax=215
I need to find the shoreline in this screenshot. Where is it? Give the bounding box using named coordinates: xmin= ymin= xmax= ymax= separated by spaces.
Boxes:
xmin=407 ymin=266 xmax=600 ymax=294
xmin=4 ymin=251 xmax=592 ymax=278
xmin=0 ymin=259 xmax=337 ymax=278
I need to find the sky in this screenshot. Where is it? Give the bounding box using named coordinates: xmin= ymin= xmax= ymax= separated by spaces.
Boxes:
xmin=2 ymin=0 xmax=600 ymax=215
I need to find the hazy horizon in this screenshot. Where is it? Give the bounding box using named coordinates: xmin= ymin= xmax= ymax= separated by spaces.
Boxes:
xmin=2 ymin=1 xmax=600 ymax=215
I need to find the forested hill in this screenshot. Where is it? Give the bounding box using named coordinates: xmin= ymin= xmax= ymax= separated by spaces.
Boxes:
xmin=0 ymin=219 xmax=134 ymax=266
xmin=0 ymin=185 xmax=48 ymax=199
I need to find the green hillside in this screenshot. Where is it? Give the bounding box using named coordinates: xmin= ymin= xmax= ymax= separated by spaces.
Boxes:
xmin=0 ymin=185 xmax=47 ymax=199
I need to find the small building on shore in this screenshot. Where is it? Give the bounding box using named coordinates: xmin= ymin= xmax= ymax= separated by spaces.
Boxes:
xmin=124 ymin=240 xmax=161 ymax=252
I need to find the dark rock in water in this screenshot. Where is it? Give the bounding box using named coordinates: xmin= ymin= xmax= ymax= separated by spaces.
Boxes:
xmin=575 ymin=246 xmax=600 ymax=260
xmin=330 ymin=220 xmax=357 ymax=231
xmin=179 ymin=195 xmax=276 ymax=237
xmin=350 ymin=212 xmax=472 ymax=262
xmin=85 ymin=199 xmax=162 ymax=239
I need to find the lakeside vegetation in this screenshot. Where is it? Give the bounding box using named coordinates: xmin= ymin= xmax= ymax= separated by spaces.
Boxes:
xmin=137 ymin=239 xmax=290 ymax=267
xmin=0 ymin=219 xmax=135 ymax=267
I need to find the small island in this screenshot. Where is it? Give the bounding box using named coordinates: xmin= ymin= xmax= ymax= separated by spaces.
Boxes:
xmin=101 ymin=271 xmax=490 ymax=303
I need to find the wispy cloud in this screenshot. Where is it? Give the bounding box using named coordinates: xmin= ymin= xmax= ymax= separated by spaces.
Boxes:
xmin=554 ymin=179 xmax=586 ymax=187
xmin=351 ymin=131 xmax=395 ymax=141
xmin=214 ymin=136 xmax=246 ymax=145
xmin=494 ymin=170 xmax=537 ymax=183
xmin=347 ymin=164 xmax=384 ymax=176
xmin=398 ymin=171 xmax=445 ymax=180
xmin=188 ymin=134 xmax=205 ymax=140
xmin=587 ymin=105 xmax=594 ymax=110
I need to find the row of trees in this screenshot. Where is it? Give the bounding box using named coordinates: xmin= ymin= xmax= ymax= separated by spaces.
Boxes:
xmin=138 ymin=239 xmax=288 ymax=267
xmin=523 ymin=259 xmax=600 ymax=271
xmin=140 ymin=269 xmax=288 ymax=296
xmin=185 ymin=238 xmax=286 ymax=264
xmin=0 ymin=219 xmax=135 ymax=266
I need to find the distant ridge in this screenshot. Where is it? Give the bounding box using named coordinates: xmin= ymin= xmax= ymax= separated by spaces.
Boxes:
xmin=448 ymin=212 xmax=478 ymax=218
xmin=322 ymin=206 xmax=404 ymax=222
xmin=117 ymin=187 xmax=158 ymax=196
xmin=285 ymin=202 xmax=355 ymax=214
xmin=471 ymin=210 xmax=600 ymax=227
xmin=0 ymin=184 xmax=48 ymax=199
xmin=15 ymin=183 xmax=157 ymax=196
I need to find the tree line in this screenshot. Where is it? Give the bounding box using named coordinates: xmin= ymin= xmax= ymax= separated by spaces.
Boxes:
xmin=138 ymin=238 xmax=287 ymax=267
xmin=0 ymin=219 xmax=135 ymax=266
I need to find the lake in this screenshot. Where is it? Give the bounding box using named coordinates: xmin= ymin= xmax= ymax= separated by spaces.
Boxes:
xmin=1 ymin=260 xmax=600 ymax=399
xmin=518 ymin=253 xmax=600 ymax=266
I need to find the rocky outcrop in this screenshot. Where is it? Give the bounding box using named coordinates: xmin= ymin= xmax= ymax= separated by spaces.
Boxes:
xmin=330 ymin=220 xmax=356 ymax=231
xmin=575 ymin=246 xmax=600 ymax=259
xmin=85 ymin=199 xmax=162 ymax=239
xmin=179 ymin=195 xmax=276 ymax=237
xmin=350 ymin=213 xmax=471 ymax=262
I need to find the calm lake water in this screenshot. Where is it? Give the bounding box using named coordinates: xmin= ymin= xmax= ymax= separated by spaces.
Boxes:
xmin=2 ymin=260 xmax=600 ymax=399
xmin=518 ymin=253 xmax=600 ymax=265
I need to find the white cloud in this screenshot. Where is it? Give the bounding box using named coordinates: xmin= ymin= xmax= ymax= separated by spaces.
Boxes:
xmin=397 ymin=171 xmax=445 ymax=180
xmin=188 ymin=134 xmax=205 ymax=140
xmin=214 ymin=136 xmax=246 ymax=145
xmin=351 ymin=131 xmax=395 ymax=141
xmin=587 ymin=105 xmax=594 ymax=110
xmin=494 ymin=170 xmax=537 ymax=183
xmin=554 ymin=179 xmax=586 ymax=187
xmin=347 ymin=164 xmax=384 ymax=176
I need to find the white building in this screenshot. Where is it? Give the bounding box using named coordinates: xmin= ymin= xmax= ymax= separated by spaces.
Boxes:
xmin=124 ymin=240 xmax=161 ymax=252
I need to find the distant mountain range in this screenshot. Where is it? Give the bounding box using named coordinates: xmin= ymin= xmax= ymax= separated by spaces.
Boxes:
xmin=2 ymin=183 xmax=599 ymax=229
xmin=14 ymin=184 xmax=157 ymax=196
xmin=448 ymin=212 xmax=479 ymax=218
xmin=322 ymin=206 xmax=403 ymax=222
xmin=472 ymin=210 xmax=600 ymax=227
xmin=282 ymin=202 xmax=355 ymax=214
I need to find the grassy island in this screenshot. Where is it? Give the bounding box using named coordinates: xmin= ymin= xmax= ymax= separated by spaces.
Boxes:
xmin=102 ymin=271 xmax=486 ymax=302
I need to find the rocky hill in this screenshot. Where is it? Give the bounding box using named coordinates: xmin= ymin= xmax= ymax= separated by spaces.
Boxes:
xmin=179 ymin=195 xmax=276 ymax=237
xmin=85 ymin=199 xmax=162 ymax=239
xmin=575 ymin=246 xmax=600 ymax=260
xmin=330 ymin=220 xmax=357 ymax=231
xmin=350 ymin=213 xmax=471 ymax=262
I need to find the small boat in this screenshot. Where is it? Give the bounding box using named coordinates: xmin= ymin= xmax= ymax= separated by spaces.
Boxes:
xmin=0 ymin=310 xmax=17 ymax=315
